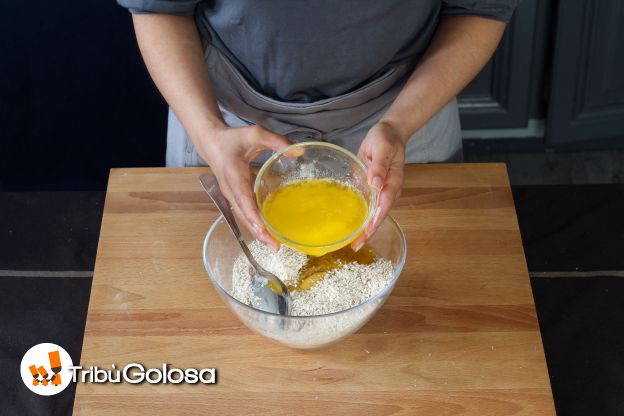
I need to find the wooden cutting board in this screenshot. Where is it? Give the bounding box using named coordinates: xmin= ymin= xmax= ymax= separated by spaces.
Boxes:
xmin=73 ymin=164 xmax=555 ymax=415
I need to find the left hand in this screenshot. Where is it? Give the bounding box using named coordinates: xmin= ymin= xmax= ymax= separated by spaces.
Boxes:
xmin=351 ymin=120 xmax=407 ymax=251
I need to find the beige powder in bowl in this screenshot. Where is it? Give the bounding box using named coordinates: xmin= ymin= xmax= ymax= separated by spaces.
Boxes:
xmin=231 ymin=240 xmax=394 ymax=316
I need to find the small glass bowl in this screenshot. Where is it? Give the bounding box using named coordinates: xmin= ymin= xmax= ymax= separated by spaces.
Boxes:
xmin=254 ymin=141 xmax=376 ymax=256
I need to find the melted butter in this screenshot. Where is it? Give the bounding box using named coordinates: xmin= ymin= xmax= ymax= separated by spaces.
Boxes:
xmin=261 ymin=178 xmax=368 ymax=255
xmin=289 ymin=244 xmax=377 ymax=292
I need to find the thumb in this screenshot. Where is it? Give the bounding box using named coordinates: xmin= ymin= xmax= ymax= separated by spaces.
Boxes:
xmin=259 ymin=129 xmax=292 ymax=152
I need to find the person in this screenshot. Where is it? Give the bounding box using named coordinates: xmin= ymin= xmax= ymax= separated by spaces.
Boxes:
xmin=118 ymin=0 xmax=516 ymax=250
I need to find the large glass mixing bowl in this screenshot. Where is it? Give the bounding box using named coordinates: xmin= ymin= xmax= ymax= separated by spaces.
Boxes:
xmin=254 ymin=141 xmax=376 ymax=256
xmin=202 ymin=215 xmax=406 ymax=349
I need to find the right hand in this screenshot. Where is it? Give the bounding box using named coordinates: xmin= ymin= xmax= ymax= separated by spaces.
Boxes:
xmin=196 ymin=124 xmax=292 ymax=250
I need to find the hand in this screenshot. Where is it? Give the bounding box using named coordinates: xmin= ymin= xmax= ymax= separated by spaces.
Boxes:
xmin=197 ymin=124 xmax=292 ymax=250
xmin=352 ymin=121 xmax=406 ymax=251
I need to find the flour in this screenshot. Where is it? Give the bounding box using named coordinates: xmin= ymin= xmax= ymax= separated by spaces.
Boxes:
xmin=231 ymin=240 xmax=394 ymax=316
xmin=289 ymin=261 xmax=394 ymax=315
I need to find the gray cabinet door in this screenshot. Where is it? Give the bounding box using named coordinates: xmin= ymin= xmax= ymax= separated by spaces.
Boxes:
xmin=547 ymin=0 xmax=624 ymax=145
xmin=458 ymin=0 xmax=538 ymax=130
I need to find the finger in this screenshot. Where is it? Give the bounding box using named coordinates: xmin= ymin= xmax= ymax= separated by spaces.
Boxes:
xmin=351 ymin=190 xmax=393 ymax=252
xmin=357 ymin=145 xmax=372 ymax=168
xmin=256 ymin=127 xmax=292 ymax=152
xmin=215 ymin=175 xmax=258 ymax=240
xmin=368 ymin=168 xmax=402 ymax=234
xmin=229 ymin=179 xmax=279 ymax=251
xmin=367 ymin=140 xmax=395 ymax=191
xmin=283 ymin=145 xmax=304 ymax=158
xmin=245 ymin=126 xmax=293 ymax=162
xmin=350 ymin=231 xmax=367 ymax=252
xmin=351 ymin=167 xmax=403 ymax=251
xmin=350 ymin=198 xmax=386 ymax=252
xmin=224 ymin=162 xmax=281 ymax=251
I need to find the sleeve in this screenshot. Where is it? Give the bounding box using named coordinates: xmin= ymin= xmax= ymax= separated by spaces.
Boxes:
xmin=116 ymin=0 xmax=201 ymax=15
xmin=441 ymin=0 xmax=519 ymax=23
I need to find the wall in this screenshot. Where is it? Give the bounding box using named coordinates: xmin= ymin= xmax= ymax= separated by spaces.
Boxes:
xmin=0 ymin=1 xmax=167 ymax=191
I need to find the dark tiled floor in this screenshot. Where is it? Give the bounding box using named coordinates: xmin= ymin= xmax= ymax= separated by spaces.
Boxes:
xmin=515 ymin=184 xmax=624 ymax=414
xmin=0 ymin=193 xmax=103 ymax=416
xmin=0 ymin=192 xmax=105 ymax=271
xmin=0 ymin=275 xmax=91 ymax=416
xmin=1 ymin=185 xmax=623 ymax=415
xmin=532 ymin=276 xmax=624 ymax=416
xmin=512 ymin=185 xmax=624 ymax=272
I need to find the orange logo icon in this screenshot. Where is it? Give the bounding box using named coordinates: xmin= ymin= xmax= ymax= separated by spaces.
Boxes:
xmin=20 ymin=343 xmax=73 ymax=396
xmin=28 ymin=350 xmax=63 ymax=387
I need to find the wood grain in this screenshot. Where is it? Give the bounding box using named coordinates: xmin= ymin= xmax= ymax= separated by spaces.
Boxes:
xmin=73 ymin=164 xmax=555 ymax=415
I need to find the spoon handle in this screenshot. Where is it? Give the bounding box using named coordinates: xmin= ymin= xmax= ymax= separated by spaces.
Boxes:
xmin=199 ymin=173 xmax=263 ymax=270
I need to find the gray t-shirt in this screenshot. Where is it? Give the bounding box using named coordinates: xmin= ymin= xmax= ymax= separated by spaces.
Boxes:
xmin=119 ymin=0 xmax=517 ymax=103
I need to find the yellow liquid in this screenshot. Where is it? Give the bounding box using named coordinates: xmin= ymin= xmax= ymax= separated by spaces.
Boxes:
xmin=261 ymin=178 xmax=369 ymax=256
xmin=291 ymin=244 xmax=377 ymax=291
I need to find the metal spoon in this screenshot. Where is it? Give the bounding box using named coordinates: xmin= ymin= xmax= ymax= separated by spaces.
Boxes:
xmin=199 ymin=173 xmax=291 ymax=315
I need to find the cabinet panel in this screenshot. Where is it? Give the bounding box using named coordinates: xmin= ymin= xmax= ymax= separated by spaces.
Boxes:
xmin=547 ymin=0 xmax=624 ymax=144
xmin=458 ymin=0 xmax=538 ymax=130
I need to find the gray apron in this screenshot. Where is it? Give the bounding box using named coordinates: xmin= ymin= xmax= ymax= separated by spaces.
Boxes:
xmin=167 ymin=42 xmax=462 ymax=167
